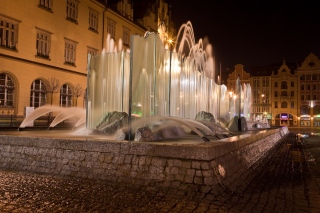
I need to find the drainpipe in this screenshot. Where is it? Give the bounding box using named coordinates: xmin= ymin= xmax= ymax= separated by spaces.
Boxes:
xmin=102 ymin=4 xmax=107 ymax=50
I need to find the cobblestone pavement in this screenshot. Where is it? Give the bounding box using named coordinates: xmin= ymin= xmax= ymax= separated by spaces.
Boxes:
xmin=0 ymin=132 xmax=320 ymax=213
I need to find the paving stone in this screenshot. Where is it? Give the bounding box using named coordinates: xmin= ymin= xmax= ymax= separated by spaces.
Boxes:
xmin=0 ymin=132 xmax=319 ymax=212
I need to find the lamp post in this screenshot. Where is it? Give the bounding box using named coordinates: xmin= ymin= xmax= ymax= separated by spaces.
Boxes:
xmin=228 ymin=91 xmax=235 ymax=121
xmin=238 ymin=83 xmax=241 ymax=131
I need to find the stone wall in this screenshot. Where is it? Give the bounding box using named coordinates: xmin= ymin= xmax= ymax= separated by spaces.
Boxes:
xmin=0 ymin=127 xmax=289 ymax=190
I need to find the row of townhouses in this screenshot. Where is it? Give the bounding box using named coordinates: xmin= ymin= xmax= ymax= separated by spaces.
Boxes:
xmin=227 ymin=53 xmax=320 ymax=127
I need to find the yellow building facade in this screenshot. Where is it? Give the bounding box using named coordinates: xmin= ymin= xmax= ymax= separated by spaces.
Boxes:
xmin=0 ymin=0 xmax=175 ymax=125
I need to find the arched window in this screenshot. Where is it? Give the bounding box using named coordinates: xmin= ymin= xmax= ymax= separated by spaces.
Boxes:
xmin=30 ymin=79 xmax=47 ymax=107
xmin=281 ymin=81 xmax=287 ymax=89
xmin=60 ymin=84 xmax=73 ymax=107
xmin=281 ymin=101 xmax=287 ymax=108
xmin=0 ymin=73 xmax=14 ymax=107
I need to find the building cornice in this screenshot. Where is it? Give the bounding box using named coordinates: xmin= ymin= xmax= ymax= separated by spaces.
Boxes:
xmin=0 ymin=53 xmax=87 ymax=77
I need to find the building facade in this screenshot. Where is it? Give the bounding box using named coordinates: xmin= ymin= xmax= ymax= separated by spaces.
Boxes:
xmin=0 ymin=0 xmax=175 ymax=125
xmin=227 ymin=53 xmax=320 ymax=127
xmin=296 ymin=53 xmax=320 ymax=127
xmin=270 ymin=60 xmax=298 ymax=126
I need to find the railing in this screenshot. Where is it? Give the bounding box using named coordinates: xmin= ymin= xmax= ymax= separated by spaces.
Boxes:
xmin=0 ymin=115 xmax=75 ymax=128
xmin=0 ymin=115 xmax=24 ymax=127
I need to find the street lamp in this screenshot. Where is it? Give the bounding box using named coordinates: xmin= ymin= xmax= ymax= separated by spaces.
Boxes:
xmin=237 ymin=85 xmax=241 ymax=131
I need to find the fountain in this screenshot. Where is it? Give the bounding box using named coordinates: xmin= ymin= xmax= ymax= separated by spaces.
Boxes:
xmin=19 ymin=21 xmax=254 ymax=141
xmin=2 ymin=21 xmax=287 ymax=196
xmin=86 ymin=21 xmax=252 ymax=141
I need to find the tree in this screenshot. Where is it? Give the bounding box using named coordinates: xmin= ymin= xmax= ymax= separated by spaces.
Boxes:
xmin=47 ymin=77 xmax=60 ymax=105
xmin=74 ymin=83 xmax=84 ymax=107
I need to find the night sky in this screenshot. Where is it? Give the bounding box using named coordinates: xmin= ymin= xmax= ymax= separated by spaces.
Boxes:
xmin=169 ymin=1 xmax=320 ymax=82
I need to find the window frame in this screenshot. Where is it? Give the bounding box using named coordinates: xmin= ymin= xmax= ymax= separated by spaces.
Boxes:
xmin=0 ymin=14 xmax=20 ymax=51
xmin=60 ymin=84 xmax=73 ymax=107
xmin=0 ymin=73 xmax=15 ymax=107
xmin=30 ymin=79 xmax=47 ymax=108
xmin=66 ymin=0 xmax=79 ymax=23
xmin=64 ymin=38 xmax=78 ymax=66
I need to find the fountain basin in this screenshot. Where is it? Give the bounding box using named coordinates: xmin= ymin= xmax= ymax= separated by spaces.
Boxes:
xmin=0 ymin=127 xmax=288 ymax=189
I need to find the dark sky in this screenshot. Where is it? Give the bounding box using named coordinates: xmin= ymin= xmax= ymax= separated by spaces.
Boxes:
xmin=169 ymin=1 xmax=320 ymax=81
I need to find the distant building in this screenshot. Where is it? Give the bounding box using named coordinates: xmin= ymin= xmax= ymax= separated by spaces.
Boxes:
xmin=296 ymin=53 xmax=320 ymax=127
xmin=0 ymin=0 xmax=175 ymax=125
xmin=270 ymin=59 xmax=298 ymax=126
xmin=226 ymin=64 xmax=251 ymax=92
xmin=227 ymin=53 xmax=320 ymax=127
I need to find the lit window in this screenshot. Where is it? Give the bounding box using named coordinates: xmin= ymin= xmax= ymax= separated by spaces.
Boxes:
xmin=0 ymin=73 xmax=14 ymax=107
xmin=60 ymin=84 xmax=73 ymax=107
xmin=30 ymin=79 xmax=47 ymax=107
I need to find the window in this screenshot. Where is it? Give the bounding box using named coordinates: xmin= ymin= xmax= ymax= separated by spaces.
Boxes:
xmin=281 ymin=101 xmax=287 ymax=108
xmin=300 ymin=105 xmax=310 ymax=115
xmin=301 ymin=84 xmax=304 ymax=90
xmin=307 ymin=85 xmax=310 ymax=90
xmin=123 ymin=27 xmax=130 ymax=45
xmin=89 ymin=9 xmax=98 ymax=32
xmin=300 ymin=75 xmax=305 ymax=80
xmin=314 ymin=105 xmax=320 ymax=114
xmin=291 ymin=91 xmax=294 ymax=97
xmin=312 ymin=74 xmax=317 ymax=80
xmin=274 ymin=82 xmax=278 ymax=87
xmin=64 ymin=38 xmax=77 ymax=65
xmin=275 ymin=91 xmax=278 ymax=97
xmin=306 ymin=74 xmax=311 ymax=80
xmin=291 ymin=81 xmax=294 ymax=87
xmin=107 ymin=18 xmax=116 ymax=39
xmin=291 ymin=101 xmax=294 ymax=108
xmin=30 ymin=79 xmax=47 ymax=107
xmin=281 ymin=81 xmax=287 ymax=89
xmin=0 ymin=73 xmax=14 ymax=107
xmin=66 ymin=0 xmax=78 ymax=23
xmin=60 ymin=84 xmax=73 ymax=107
xmin=0 ymin=15 xmax=19 ymax=50
xmin=313 ymin=84 xmax=317 ymax=90
xmin=36 ymin=28 xmax=51 ymax=59
xmin=39 ymin=0 xmax=52 ymax=11
xmin=301 ymin=95 xmax=304 ymax=100
xmin=281 ymin=91 xmax=287 ymax=96
xmin=87 ymin=47 xmax=98 ymax=65
xmin=313 ymin=94 xmax=317 ymax=100
xmin=275 ymin=101 xmax=278 ymax=108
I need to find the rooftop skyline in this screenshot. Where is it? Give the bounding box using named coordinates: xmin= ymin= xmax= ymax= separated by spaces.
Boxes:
xmin=169 ymin=1 xmax=320 ymax=81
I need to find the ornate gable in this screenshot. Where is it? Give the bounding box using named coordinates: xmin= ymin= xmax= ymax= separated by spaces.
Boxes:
xmin=274 ymin=58 xmax=293 ymax=77
xmin=298 ymin=53 xmax=320 ymax=71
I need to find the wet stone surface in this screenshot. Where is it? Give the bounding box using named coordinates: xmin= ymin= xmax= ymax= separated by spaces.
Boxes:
xmin=0 ymin=132 xmax=320 ymax=213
